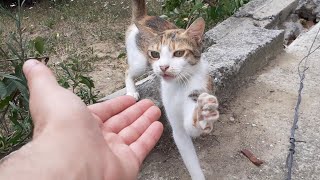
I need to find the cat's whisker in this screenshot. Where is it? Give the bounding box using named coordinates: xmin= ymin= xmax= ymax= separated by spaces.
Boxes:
xmin=183 ymin=74 xmax=191 ymax=87
xmin=179 ymin=73 xmax=189 ymax=88
xmin=177 ymin=74 xmax=185 ymax=87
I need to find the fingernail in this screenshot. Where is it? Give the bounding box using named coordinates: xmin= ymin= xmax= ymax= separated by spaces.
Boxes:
xmin=23 ymin=60 xmax=39 ymax=76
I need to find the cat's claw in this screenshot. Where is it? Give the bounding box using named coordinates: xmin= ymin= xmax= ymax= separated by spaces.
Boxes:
xmin=126 ymin=92 xmax=140 ymax=101
xmin=194 ymin=93 xmax=219 ymax=134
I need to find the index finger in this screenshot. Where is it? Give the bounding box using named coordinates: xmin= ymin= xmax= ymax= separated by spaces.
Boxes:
xmin=88 ymin=96 xmax=136 ymax=122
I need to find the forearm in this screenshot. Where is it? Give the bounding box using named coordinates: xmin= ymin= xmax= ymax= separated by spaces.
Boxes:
xmin=0 ymin=130 xmax=105 ymax=180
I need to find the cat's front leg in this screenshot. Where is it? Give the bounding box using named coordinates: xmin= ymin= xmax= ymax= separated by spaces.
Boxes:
xmin=172 ymin=128 xmax=206 ymax=180
xmin=125 ymin=51 xmax=149 ymax=100
xmin=186 ymin=91 xmax=219 ymax=135
xmin=125 ymin=69 xmax=141 ymax=100
xmin=194 ymin=92 xmax=219 ymax=133
xmin=125 ymin=24 xmax=148 ymax=100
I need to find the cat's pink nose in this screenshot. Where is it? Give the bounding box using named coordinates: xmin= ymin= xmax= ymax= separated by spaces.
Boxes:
xmin=160 ymin=65 xmax=169 ymax=72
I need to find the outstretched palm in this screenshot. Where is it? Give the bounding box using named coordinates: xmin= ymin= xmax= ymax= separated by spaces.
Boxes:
xmin=89 ymin=96 xmax=163 ymax=179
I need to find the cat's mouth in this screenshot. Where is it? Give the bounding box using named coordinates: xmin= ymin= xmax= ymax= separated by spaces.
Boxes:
xmin=161 ymin=73 xmax=175 ymax=80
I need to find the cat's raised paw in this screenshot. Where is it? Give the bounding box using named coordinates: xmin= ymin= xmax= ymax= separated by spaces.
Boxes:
xmin=126 ymin=92 xmax=140 ymax=101
xmin=194 ymin=93 xmax=219 ymax=134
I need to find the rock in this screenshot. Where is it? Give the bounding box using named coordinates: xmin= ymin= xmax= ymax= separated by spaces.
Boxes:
xmin=295 ymin=0 xmax=320 ymax=22
xmin=283 ymin=20 xmax=304 ymax=45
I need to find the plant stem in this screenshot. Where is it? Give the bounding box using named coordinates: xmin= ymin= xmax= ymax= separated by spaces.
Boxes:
xmin=17 ymin=0 xmax=26 ymax=62
xmin=0 ymin=91 xmax=21 ymax=135
xmin=0 ymin=47 xmax=10 ymax=59
xmin=0 ymin=105 xmax=10 ymax=134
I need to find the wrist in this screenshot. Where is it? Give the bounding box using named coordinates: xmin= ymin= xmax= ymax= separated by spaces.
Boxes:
xmin=0 ymin=127 xmax=106 ymax=180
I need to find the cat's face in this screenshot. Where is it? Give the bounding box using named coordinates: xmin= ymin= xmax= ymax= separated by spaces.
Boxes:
xmin=148 ymin=29 xmax=202 ymax=81
xmin=137 ymin=18 xmax=205 ymax=82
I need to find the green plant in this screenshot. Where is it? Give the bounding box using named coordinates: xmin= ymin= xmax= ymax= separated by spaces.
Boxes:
xmin=54 ymin=58 xmax=99 ymax=105
xmin=0 ymin=1 xmax=98 ymax=156
xmin=162 ymin=0 xmax=250 ymax=29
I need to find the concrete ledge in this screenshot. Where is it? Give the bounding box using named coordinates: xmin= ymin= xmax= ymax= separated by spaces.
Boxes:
xmin=204 ymin=24 xmax=284 ymax=103
xmin=101 ymin=0 xmax=297 ymax=107
xmin=235 ymin=0 xmax=298 ymax=28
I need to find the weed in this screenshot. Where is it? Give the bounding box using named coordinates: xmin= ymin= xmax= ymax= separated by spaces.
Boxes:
xmin=54 ymin=57 xmax=99 ymax=105
xmin=162 ymin=0 xmax=250 ymax=29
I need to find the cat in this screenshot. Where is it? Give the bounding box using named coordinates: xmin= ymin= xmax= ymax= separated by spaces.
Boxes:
xmin=125 ymin=0 xmax=219 ymax=179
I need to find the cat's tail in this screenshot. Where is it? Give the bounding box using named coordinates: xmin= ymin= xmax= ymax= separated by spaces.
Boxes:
xmin=132 ymin=0 xmax=146 ymax=21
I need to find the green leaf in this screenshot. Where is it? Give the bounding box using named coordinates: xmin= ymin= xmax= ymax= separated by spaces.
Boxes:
xmin=190 ymin=2 xmax=203 ymax=14
xmin=13 ymin=79 xmax=28 ymax=99
xmin=0 ymin=81 xmax=7 ymax=99
xmin=58 ymin=78 xmax=70 ymax=89
xmin=79 ymin=75 xmax=95 ymax=88
xmin=9 ymin=101 xmax=20 ymax=112
xmin=34 ymin=37 xmax=45 ymax=55
xmin=0 ymin=96 xmax=11 ymax=109
xmin=6 ymin=42 xmax=22 ymax=60
xmin=0 ymin=73 xmax=22 ymax=81
xmin=117 ymin=52 xmax=126 ymax=59
xmin=3 ymin=78 xmax=17 ymax=97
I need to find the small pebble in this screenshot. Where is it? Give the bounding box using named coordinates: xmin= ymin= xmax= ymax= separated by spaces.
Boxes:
xmin=252 ymin=124 xmax=257 ymax=127
xmin=229 ymin=116 xmax=235 ymax=121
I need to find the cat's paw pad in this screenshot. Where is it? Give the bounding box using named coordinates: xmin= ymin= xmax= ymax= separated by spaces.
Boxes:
xmin=126 ymin=92 xmax=140 ymax=101
xmin=195 ymin=93 xmax=219 ymax=134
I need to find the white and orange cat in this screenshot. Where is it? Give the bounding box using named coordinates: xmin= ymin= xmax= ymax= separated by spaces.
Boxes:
xmin=125 ymin=0 xmax=219 ymax=179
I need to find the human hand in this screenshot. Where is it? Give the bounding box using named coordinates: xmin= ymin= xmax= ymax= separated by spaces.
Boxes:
xmin=0 ymin=60 xmax=163 ymax=180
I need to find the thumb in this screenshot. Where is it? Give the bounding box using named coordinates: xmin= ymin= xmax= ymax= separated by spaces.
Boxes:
xmin=23 ymin=60 xmax=60 ymax=136
xmin=23 ymin=60 xmax=58 ymax=92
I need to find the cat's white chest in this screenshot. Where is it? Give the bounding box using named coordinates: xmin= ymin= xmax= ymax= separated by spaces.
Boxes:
xmin=160 ymin=67 xmax=208 ymax=127
xmin=161 ymin=82 xmax=187 ymax=122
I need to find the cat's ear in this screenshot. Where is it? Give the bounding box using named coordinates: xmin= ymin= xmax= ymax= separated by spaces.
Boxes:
xmin=184 ymin=17 xmax=205 ymax=43
xmin=135 ymin=22 xmax=157 ymax=39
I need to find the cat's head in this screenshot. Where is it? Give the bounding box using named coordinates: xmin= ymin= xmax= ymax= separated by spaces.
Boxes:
xmin=136 ymin=17 xmax=205 ymax=82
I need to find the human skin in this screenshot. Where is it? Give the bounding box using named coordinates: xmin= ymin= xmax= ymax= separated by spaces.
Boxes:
xmin=0 ymin=60 xmax=163 ymax=180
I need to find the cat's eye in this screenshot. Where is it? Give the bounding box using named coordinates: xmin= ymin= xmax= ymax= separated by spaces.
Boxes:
xmin=173 ymin=50 xmax=186 ymax=57
xmin=148 ymin=51 xmax=160 ymax=59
